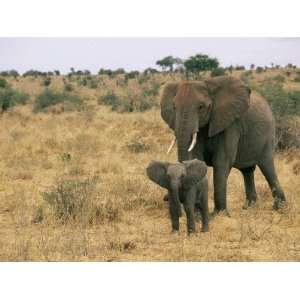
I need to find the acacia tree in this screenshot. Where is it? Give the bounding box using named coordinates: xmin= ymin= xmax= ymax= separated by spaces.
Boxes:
xmin=143 ymin=68 xmax=158 ymax=75
xmin=184 ymin=54 xmax=219 ymax=78
xmin=156 ymin=56 xmax=181 ymax=72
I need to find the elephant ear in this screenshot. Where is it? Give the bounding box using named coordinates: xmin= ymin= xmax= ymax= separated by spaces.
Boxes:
xmin=182 ymin=159 xmax=207 ymax=190
xmin=160 ymin=82 xmax=179 ymax=131
xmin=146 ymin=161 xmax=169 ymax=189
xmin=205 ymin=76 xmax=251 ymax=137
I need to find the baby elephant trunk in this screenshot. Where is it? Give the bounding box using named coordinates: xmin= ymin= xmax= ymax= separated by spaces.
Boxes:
xmin=170 ymin=184 xmax=182 ymax=218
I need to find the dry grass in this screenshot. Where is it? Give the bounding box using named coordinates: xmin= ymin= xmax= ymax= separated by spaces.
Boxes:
xmin=0 ymin=70 xmax=300 ymax=261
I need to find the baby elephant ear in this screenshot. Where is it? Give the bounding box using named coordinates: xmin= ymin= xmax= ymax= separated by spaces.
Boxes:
xmin=182 ymin=159 xmax=207 ymax=190
xmin=205 ymin=76 xmax=251 ymax=137
xmin=146 ymin=161 xmax=169 ymax=189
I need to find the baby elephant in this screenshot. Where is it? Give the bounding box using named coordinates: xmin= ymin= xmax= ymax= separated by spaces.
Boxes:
xmin=146 ymin=159 xmax=209 ymax=234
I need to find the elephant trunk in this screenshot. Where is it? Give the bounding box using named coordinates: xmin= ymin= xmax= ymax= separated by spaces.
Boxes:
xmin=170 ymin=184 xmax=182 ymax=218
xmin=177 ymin=137 xmax=192 ymax=162
xmin=176 ymin=107 xmax=198 ymax=162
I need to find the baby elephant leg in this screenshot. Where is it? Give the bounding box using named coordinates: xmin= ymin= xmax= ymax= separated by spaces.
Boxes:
xmin=198 ymin=181 xmax=209 ymax=232
xmin=184 ymin=188 xmax=201 ymax=234
xmin=200 ymin=194 xmax=209 ymax=232
xmin=194 ymin=202 xmax=202 ymax=222
xmin=183 ymin=200 xmax=195 ymax=234
xmin=169 ymin=200 xmax=180 ymax=232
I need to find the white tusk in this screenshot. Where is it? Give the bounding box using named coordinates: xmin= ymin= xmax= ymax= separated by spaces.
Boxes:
xmin=167 ymin=138 xmax=176 ymax=154
xmin=188 ymin=132 xmax=197 ymax=152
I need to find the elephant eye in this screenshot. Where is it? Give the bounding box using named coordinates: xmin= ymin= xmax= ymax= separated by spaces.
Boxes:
xmin=198 ymin=103 xmax=205 ymax=110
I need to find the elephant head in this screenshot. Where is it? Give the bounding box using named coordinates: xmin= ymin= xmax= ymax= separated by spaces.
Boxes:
xmin=146 ymin=159 xmax=207 ymax=217
xmin=161 ymin=76 xmax=251 ymax=161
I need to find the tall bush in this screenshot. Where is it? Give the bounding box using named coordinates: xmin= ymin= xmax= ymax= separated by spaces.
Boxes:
xmin=33 ymin=89 xmax=82 ymax=112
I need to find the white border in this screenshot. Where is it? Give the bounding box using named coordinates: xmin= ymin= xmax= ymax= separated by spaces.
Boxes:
xmin=0 ymin=0 xmax=299 ymax=36
xmin=0 ymin=0 xmax=300 ymax=299
xmin=0 ymin=263 xmax=299 ymax=300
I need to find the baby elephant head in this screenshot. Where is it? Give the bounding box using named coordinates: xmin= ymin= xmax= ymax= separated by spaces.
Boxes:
xmin=146 ymin=159 xmax=207 ymax=190
xmin=146 ymin=159 xmax=207 ymax=221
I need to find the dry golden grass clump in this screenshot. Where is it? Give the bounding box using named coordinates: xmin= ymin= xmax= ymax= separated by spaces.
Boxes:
xmin=0 ymin=70 xmax=299 ymax=261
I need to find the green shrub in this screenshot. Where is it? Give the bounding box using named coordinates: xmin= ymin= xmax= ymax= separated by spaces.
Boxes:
xmin=136 ymin=95 xmax=157 ymax=112
xmin=98 ymin=91 xmax=120 ymax=109
xmin=276 ymin=119 xmax=300 ymax=150
xmin=255 ymin=83 xmax=300 ymax=117
xmin=294 ymin=75 xmax=300 ymax=82
xmin=88 ymin=79 xmax=98 ymax=89
xmin=125 ymin=71 xmax=139 ymax=82
xmin=0 ymin=70 xmax=19 ymax=77
xmin=41 ymin=176 xmax=120 ymax=224
xmin=98 ymin=68 xmax=113 ymax=76
xmin=253 ymin=82 xmax=300 ymax=150
xmin=64 ymin=83 xmax=73 ymax=92
xmin=126 ymin=139 xmax=151 ymax=153
xmin=256 ymin=66 xmax=264 ymax=74
xmin=287 ymin=90 xmax=300 ymax=114
xmin=210 ymin=67 xmax=226 ymax=77
xmin=235 ymin=65 xmax=245 ymax=71
xmin=42 ymin=176 xmax=95 ymax=223
xmin=98 ymin=90 xmax=157 ymax=113
xmin=99 ymin=91 xmax=134 ymax=113
xmin=138 ymin=75 xmax=150 ymax=85
xmin=0 ymin=87 xmax=29 ymax=111
xmin=265 ymin=75 xmax=285 ymax=83
xmin=142 ymin=81 xmax=160 ymax=98
xmin=58 ymin=152 xmax=72 ymax=163
xmin=240 ymin=71 xmax=252 ymax=83
xmin=273 ymin=75 xmax=285 ymax=83
xmin=23 ymin=69 xmax=46 ymax=77
xmin=143 ymin=68 xmax=158 ymax=75
xmin=80 ymin=78 xmax=88 ymax=86
xmin=0 ymin=78 xmax=7 ymax=88
xmin=43 ymin=77 xmax=51 ymax=87
xmin=33 ymin=89 xmax=82 ymax=112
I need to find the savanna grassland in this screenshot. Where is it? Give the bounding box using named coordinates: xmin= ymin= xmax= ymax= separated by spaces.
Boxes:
xmin=0 ymin=68 xmax=300 ymax=261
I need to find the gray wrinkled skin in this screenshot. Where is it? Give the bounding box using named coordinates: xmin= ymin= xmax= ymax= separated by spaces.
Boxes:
xmin=146 ymin=159 xmax=208 ymax=234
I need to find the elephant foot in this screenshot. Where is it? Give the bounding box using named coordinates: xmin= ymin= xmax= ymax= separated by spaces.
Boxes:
xmin=242 ymin=200 xmax=256 ymax=210
xmin=210 ymin=209 xmax=231 ymax=219
xmin=273 ymin=199 xmax=286 ymax=210
xmin=201 ymin=225 xmax=209 ymax=233
xmin=187 ymin=229 xmax=196 ymax=236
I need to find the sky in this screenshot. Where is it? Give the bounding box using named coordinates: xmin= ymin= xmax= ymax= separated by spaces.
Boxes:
xmin=1 ymin=38 xmax=300 ymax=74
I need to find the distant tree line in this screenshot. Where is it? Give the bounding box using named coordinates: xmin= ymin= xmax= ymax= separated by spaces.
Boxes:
xmin=0 ymin=55 xmax=298 ymax=79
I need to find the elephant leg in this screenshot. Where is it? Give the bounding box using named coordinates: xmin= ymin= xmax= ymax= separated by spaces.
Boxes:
xmin=213 ymin=166 xmax=231 ymax=213
xmin=211 ymin=127 xmax=238 ymax=215
xmin=169 ymin=199 xmax=180 ymax=231
xmin=194 ymin=201 xmax=202 ymax=222
xmin=240 ymin=166 xmax=257 ymax=209
xmin=183 ymin=190 xmax=197 ymax=234
xmin=183 ymin=200 xmax=195 ymax=235
xmin=258 ymin=156 xmax=286 ymax=210
xmin=199 ymin=188 xmax=209 ymax=232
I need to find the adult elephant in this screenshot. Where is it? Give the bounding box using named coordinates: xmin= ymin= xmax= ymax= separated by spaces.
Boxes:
xmin=161 ymin=76 xmax=286 ymax=213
